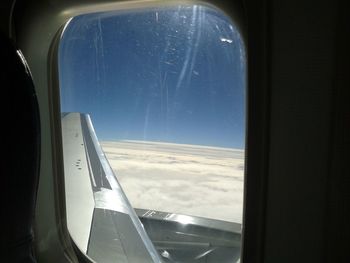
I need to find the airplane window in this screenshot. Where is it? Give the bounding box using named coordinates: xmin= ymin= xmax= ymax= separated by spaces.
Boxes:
xmin=59 ymin=4 xmax=245 ymax=263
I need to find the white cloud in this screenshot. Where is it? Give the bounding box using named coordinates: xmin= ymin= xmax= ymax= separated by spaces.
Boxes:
xmin=101 ymin=140 xmax=244 ymax=223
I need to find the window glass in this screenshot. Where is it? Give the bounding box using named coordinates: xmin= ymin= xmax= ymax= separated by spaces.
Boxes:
xmin=59 ymin=5 xmax=245 ymax=263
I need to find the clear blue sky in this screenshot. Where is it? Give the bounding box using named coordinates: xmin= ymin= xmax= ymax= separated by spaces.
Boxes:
xmin=59 ymin=5 xmax=246 ymax=149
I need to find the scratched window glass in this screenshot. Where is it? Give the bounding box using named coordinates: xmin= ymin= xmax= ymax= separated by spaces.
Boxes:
xmin=59 ymin=5 xmax=245 ymax=263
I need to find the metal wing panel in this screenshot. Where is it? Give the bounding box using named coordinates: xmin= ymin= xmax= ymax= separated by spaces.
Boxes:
xmin=62 ymin=112 xmax=161 ymax=263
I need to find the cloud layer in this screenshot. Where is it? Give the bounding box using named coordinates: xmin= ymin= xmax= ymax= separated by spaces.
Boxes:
xmin=101 ymin=140 xmax=244 ymax=223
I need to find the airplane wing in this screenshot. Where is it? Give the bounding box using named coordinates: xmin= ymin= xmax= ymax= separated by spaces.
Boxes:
xmin=62 ymin=112 xmax=241 ymax=263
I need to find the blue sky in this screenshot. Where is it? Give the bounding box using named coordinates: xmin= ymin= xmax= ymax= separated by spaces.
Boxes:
xmin=59 ymin=5 xmax=246 ymax=149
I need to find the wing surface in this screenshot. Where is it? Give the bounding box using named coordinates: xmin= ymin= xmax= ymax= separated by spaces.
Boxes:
xmin=62 ymin=112 xmax=241 ymax=263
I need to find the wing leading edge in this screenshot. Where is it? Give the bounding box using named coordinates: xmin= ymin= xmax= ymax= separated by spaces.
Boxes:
xmin=62 ymin=112 xmax=161 ymax=263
